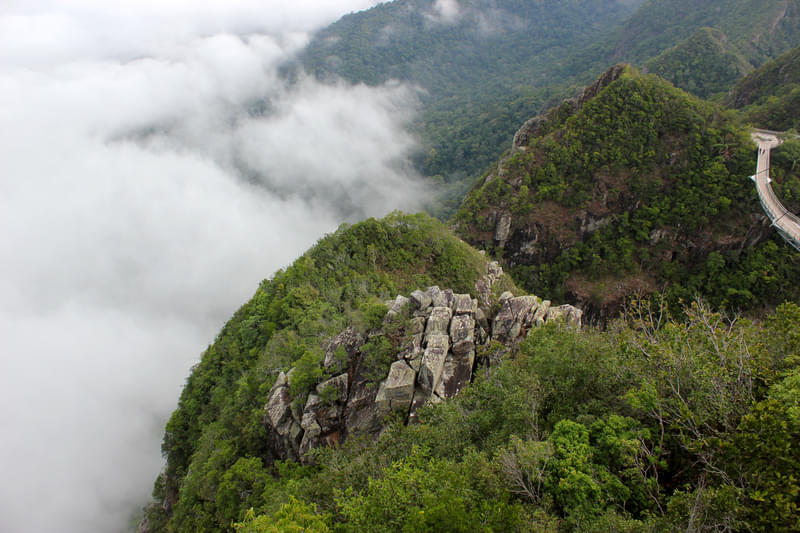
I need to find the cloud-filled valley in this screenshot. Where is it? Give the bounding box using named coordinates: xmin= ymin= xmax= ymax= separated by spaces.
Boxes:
xmin=0 ymin=1 xmax=427 ymax=531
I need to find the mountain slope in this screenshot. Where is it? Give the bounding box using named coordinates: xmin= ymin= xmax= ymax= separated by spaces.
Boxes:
xmin=644 ymin=27 xmax=752 ymax=99
xmin=290 ymin=0 xmax=800 ymax=217
xmin=141 ymin=210 xmax=800 ymax=533
xmin=726 ymin=44 xmax=800 ymax=131
xmin=455 ymin=66 xmax=800 ymax=320
xmin=142 ymin=212 xmax=526 ymax=531
xmin=293 ymin=0 xmax=644 ymax=195
xmin=610 ymin=0 xmax=800 ymax=66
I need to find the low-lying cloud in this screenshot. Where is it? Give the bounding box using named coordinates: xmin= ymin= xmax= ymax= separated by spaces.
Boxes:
xmin=0 ymin=1 xmax=427 ymax=531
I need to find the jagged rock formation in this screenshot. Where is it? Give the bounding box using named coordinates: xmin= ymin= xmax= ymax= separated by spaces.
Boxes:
xmin=264 ymin=262 xmax=581 ymax=462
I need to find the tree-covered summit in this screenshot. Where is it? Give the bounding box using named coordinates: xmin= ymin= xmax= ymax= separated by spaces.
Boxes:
xmin=455 ymin=66 xmax=800 ymax=318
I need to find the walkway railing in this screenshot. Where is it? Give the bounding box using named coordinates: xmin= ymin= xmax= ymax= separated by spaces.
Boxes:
xmin=751 ymin=129 xmax=800 ymax=251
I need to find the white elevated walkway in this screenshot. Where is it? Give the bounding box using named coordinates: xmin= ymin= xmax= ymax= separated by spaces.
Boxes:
xmin=750 ymin=130 xmax=800 ymax=251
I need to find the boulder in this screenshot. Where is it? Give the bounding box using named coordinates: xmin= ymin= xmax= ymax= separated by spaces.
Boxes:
xmin=491 ymin=295 xmax=540 ymax=344
xmin=300 ymin=394 xmax=322 ymax=438
xmin=443 ymin=288 xmax=456 ymax=310
xmin=437 ymin=349 xmax=474 ymax=399
xmin=450 ymin=315 xmax=475 ymax=356
xmin=388 ymin=295 xmax=410 ymax=315
xmin=316 ymin=373 xmax=349 ymax=404
xmin=324 ymin=327 xmax=363 ymax=371
xmin=494 ymin=213 xmax=512 ymax=243
xmin=532 ymin=299 xmax=550 ymax=325
xmin=418 ymin=334 xmax=450 ymax=392
xmin=452 ymin=293 xmax=474 ymax=316
xmin=409 ymin=316 xmax=426 ymax=335
xmin=265 ymin=374 xmax=292 ymax=431
xmin=344 ymin=378 xmax=380 ymax=434
xmin=487 ymin=261 xmax=503 ymax=280
xmin=375 ymin=360 xmax=416 ymax=412
xmin=410 ymin=289 xmax=432 ymax=310
xmin=546 ymin=305 xmax=583 ymax=328
xmin=408 ymin=387 xmax=430 ymax=424
xmin=424 ymin=306 xmax=452 ymax=341
xmin=426 ymin=286 xmax=446 ymax=308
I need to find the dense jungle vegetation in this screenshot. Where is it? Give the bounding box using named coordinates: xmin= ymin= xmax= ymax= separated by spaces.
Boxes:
xmin=727 ymin=44 xmax=800 ymax=131
xmin=456 ymin=67 xmax=800 ymax=315
xmin=143 ymin=213 xmax=516 ymax=531
xmin=143 ymin=218 xmax=800 ymax=531
xmin=142 ymin=2 xmax=800 ymax=532
xmin=293 ymin=0 xmax=800 ymax=217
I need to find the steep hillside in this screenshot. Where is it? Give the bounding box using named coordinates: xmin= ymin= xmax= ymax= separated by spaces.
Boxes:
xmin=293 ymin=0 xmax=644 ymax=197
xmin=611 ymin=0 xmax=800 ymax=66
xmin=644 ymin=27 xmax=752 ymax=99
xmin=726 ymin=44 xmax=800 ymax=130
xmin=289 ymin=0 xmax=800 ymax=218
xmin=140 ymin=212 xmax=550 ymax=531
xmin=456 ymin=66 xmax=800 ymax=321
xmin=141 ymin=209 xmax=800 ymax=533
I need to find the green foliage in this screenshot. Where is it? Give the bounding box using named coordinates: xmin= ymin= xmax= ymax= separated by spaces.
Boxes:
xmin=335 ymin=446 xmax=527 ymax=533
xmin=610 ymin=0 xmax=800 ymax=67
xmin=293 ymin=0 xmax=647 ymax=216
xmin=458 ymin=67 xmax=800 ymax=314
xmin=153 ymin=212 xmax=507 ymax=532
xmin=289 ymin=348 xmax=324 ymax=399
xmin=729 ymin=364 xmax=800 ymax=531
xmin=233 ymin=498 xmax=331 ymax=533
xmin=727 ymin=44 xmax=800 ymax=131
xmin=645 ymin=27 xmax=752 ymax=99
xmin=153 ymin=289 xmax=800 ymax=533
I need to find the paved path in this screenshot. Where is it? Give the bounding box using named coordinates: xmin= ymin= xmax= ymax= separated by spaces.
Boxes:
xmin=751 ymin=130 xmax=800 ymax=251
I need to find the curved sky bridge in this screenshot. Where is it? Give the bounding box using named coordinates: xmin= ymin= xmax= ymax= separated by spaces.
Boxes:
xmin=750 ymin=129 xmax=800 ymax=252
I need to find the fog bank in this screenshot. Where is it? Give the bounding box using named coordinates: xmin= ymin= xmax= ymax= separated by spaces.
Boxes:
xmin=0 ymin=1 xmax=428 ymax=531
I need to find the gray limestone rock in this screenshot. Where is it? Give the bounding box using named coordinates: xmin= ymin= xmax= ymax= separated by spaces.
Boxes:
xmin=418 ymin=333 xmax=450 ymax=392
xmin=450 ymin=315 xmax=475 ymax=356
xmin=324 ymin=327 xmax=363 ymax=371
xmin=409 ymin=316 xmax=426 ymax=335
xmin=388 ymin=295 xmax=410 ymax=315
xmin=546 ymin=305 xmax=583 ymax=328
xmin=426 ymin=286 xmax=446 ymax=308
xmin=494 ymin=213 xmax=512 ymax=243
xmin=375 ymin=360 xmax=416 ymax=412
xmin=453 ymin=293 xmax=474 ymax=316
xmin=532 ymin=299 xmax=551 ymax=326
xmin=410 ymin=289 xmax=432 ymax=310
xmin=408 ymin=387 xmax=430 ymax=424
xmin=491 ymin=295 xmax=540 ymax=344
xmin=424 ymin=306 xmax=452 ymax=341
xmin=512 ymin=115 xmax=548 ymax=150
xmin=443 ymin=288 xmax=456 ymax=310
xmin=344 ymin=378 xmax=380 ymax=434
xmin=316 ymin=373 xmax=349 ymax=403
xmin=475 ymin=307 xmax=489 ymax=333
xmin=437 ymin=349 xmax=474 ymax=399
xmin=265 ymin=376 xmax=292 ymax=431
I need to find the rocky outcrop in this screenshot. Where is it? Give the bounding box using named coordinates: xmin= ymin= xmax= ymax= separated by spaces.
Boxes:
xmin=511 ymin=64 xmax=626 ymax=153
xmin=263 ymin=261 xmax=582 ymax=463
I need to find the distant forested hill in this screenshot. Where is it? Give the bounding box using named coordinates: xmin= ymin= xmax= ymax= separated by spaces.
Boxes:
xmin=290 ymin=0 xmax=800 ymax=218
xmin=609 ymin=0 xmax=800 ymax=65
xmin=726 ymin=44 xmax=800 ymax=131
xmin=292 ymin=0 xmax=645 ymax=211
xmin=644 ymin=27 xmax=752 ymax=99
xmin=455 ymin=66 xmax=800 ymax=319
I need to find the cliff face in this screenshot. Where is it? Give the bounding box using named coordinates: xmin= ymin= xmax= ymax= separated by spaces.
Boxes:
xmin=455 ymin=66 xmax=797 ymax=321
xmin=263 ymin=269 xmax=581 ymax=463
xmin=143 ymin=213 xmax=582 ymax=532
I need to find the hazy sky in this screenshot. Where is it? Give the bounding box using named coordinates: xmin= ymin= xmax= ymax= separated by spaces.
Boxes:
xmin=0 ymin=1 xmax=429 ymax=531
